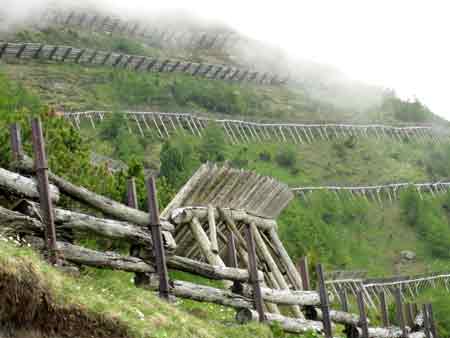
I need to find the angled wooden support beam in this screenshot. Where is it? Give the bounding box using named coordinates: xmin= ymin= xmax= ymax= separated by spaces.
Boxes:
xmin=245 ymin=223 xmax=265 ymax=322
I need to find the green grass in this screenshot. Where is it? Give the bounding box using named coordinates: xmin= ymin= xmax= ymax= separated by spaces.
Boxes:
xmin=0 ymin=239 xmax=278 ymax=338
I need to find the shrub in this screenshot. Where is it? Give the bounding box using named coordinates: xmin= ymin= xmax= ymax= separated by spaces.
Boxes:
xmin=198 ymin=123 xmax=226 ymax=163
xmin=275 ymin=148 xmax=297 ymax=168
xmin=258 ymin=151 xmax=271 ymax=162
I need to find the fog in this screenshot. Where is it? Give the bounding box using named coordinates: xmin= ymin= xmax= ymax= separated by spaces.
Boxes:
xmin=2 ymin=0 xmax=449 ymax=120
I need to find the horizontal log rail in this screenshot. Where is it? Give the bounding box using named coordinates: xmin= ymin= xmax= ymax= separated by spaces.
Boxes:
xmin=63 ymin=111 xmax=446 ymax=145
xmin=0 ymin=167 xmax=60 ymax=202
xmin=13 ymin=156 xmax=175 ymax=232
xmin=170 ymin=206 xmax=277 ymax=230
xmin=0 ymin=42 xmax=285 ymax=85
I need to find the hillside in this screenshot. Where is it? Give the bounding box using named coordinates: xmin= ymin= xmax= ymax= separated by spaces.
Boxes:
xmin=1 ymin=3 xmax=450 ymax=338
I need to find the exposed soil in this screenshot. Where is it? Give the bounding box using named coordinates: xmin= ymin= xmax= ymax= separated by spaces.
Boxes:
xmin=0 ymin=257 xmax=131 ymax=338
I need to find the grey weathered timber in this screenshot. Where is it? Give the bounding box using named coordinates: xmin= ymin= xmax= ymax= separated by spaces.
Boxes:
xmin=147 ymin=176 xmax=170 ymax=300
xmin=0 ymin=205 xmax=44 ymax=235
xmin=395 ymin=287 xmax=408 ymax=338
xmin=241 ymin=284 xmax=321 ymax=306
xmin=23 ymin=235 xmax=155 ymax=273
xmin=245 ymin=223 xmax=265 ymax=322
xmin=146 ymin=278 xmax=254 ymax=309
xmin=0 ymin=167 xmax=60 ymax=202
xmin=0 ymin=42 xmax=282 ymax=86
xmin=207 ymin=204 xmax=219 ymax=253
xmin=236 ymin=309 xmax=323 ymax=334
xmin=268 ymin=227 xmax=304 ymax=290
xmin=167 ymin=255 xmax=261 ymax=282
xmin=58 ymin=241 xmax=155 ymax=273
xmin=31 ymin=118 xmax=58 ymax=264
xmin=312 ymin=308 xmax=361 ymax=327
xmin=12 ymin=200 xmax=177 ymax=253
xmin=10 ymin=123 xmax=23 ymax=161
xmin=357 ymin=291 xmax=369 ymax=338
xmin=14 ymin=156 xmax=174 ymax=231
xmin=251 ymin=223 xmax=303 ymax=318
xmin=317 ymin=264 xmax=333 ymax=338
xmin=422 ymin=304 xmax=431 ymax=338
xmin=426 ymin=304 xmax=437 ymax=338
xmin=298 ymin=256 xmax=310 ymax=290
xmin=171 ymin=206 xmax=277 ymax=230
xmin=379 ymin=290 xmax=390 ymax=327
xmin=189 ymin=217 xmax=228 ymax=272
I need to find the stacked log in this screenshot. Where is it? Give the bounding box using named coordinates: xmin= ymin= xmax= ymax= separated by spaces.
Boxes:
xmin=13 ymin=157 xmax=174 ymax=231
xmin=0 ymin=168 xmax=59 ymax=202
xmin=236 ymin=309 xmax=323 ymax=334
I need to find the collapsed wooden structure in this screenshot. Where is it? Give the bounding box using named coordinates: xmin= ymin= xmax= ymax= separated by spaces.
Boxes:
xmin=63 ymin=111 xmax=446 ymax=144
xmin=0 ymin=120 xmax=435 ymax=337
xmin=0 ymin=42 xmax=285 ymax=85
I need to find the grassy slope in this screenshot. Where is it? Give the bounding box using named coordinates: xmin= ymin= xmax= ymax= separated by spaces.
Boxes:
xmin=1 ymin=21 xmax=450 ymax=337
xmin=0 ymin=239 xmax=275 ymax=338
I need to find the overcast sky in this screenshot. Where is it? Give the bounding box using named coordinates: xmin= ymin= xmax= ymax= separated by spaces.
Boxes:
xmin=9 ymin=0 xmax=450 ymax=120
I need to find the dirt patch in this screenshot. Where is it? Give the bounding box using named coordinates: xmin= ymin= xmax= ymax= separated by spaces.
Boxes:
xmin=0 ymin=257 xmax=131 ymax=338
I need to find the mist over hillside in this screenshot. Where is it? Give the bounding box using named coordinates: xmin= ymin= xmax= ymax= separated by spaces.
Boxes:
xmin=0 ymin=0 xmax=395 ymax=120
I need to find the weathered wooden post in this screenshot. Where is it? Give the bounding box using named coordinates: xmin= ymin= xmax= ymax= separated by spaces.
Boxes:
xmin=127 ymin=177 xmax=144 ymax=286
xmin=423 ymin=304 xmax=431 ymax=338
xmin=317 ymin=264 xmax=333 ymax=338
xmin=147 ymin=176 xmax=170 ymax=300
xmin=244 ymin=224 xmax=265 ymax=322
xmin=127 ymin=177 xmax=139 ymax=209
xmin=30 ymin=118 xmax=58 ymax=265
xmin=10 ymin=123 xmax=23 ymax=161
xmin=379 ymin=290 xmax=390 ymax=327
xmin=357 ymin=290 xmax=369 ymax=338
xmin=227 ymin=230 xmax=243 ymax=293
xmin=339 ymin=287 xmax=349 ymax=312
xmin=426 ymin=304 xmax=437 ymax=338
xmin=394 ymin=287 xmax=408 ymax=338
xmin=298 ymin=256 xmax=310 ymax=290
xmin=405 ymin=303 xmax=414 ymax=328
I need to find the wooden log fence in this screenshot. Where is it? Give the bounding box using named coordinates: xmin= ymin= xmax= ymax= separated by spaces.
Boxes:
xmin=62 ymin=111 xmax=446 ymax=144
xmin=37 ymin=8 xmax=240 ymax=52
xmin=0 ymin=121 xmax=439 ymax=337
xmin=0 ymin=42 xmax=285 ymax=85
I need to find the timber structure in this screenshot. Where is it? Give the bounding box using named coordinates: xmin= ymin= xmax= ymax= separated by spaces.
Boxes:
xmin=37 ymin=8 xmax=239 ymax=51
xmin=63 ymin=110 xmax=446 ymax=144
xmin=293 ymin=182 xmax=450 ymax=203
xmin=0 ymin=42 xmax=285 ymax=85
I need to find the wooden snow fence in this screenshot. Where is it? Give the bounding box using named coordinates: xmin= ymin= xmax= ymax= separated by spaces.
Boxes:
xmin=161 ymin=163 xmax=306 ymax=316
xmin=0 ymin=41 xmax=285 ymax=86
xmin=2 ymin=121 xmax=436 ymax=337
xmin=37 ymin=8 xmax=239 ymax=51
xmin=62 ymin=111 xmax=446 ymax=145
